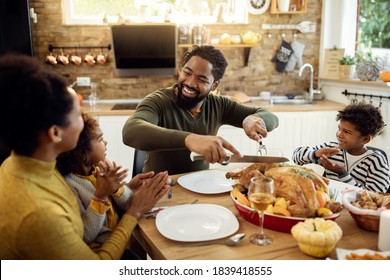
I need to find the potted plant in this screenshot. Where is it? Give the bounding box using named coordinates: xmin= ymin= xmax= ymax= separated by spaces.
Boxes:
xmin=339 ymin=55 xmax=357 ymax=80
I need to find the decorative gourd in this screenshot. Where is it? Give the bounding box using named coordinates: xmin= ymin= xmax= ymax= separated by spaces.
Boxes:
xmin=380 ymin=71 xmax=390 ymax=82
xmin=291 ymin=218 xmax=342 ymax=258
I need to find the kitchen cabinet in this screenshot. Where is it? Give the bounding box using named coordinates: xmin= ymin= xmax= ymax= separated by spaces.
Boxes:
xmin=97 ymin=115 xmax=134 ymax=179
xmin=98 ymin=111 xmax=338 ymax=174
xmin=270 ymin=0 xmax=307 ymax=14
xmin=215 ymin=110 xmax=338 ymax=162
xmin=177 ymin=44 xmax=255 ymax=66
xmin=0 ymin=0 xmax=34 ymax=55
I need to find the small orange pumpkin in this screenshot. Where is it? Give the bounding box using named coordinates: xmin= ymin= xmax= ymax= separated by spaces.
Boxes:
xmin=379 ymin=71 xmax=390 ymax=82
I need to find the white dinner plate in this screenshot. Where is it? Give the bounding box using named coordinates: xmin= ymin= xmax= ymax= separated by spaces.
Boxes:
xmin=328 ymin=179 xmax=358 ymax=203
xmin=156 ymin=204 xmax=239 ymax=242
xmin=178 ymin=170 xmax=233 ymax=194
xmin=336 ymin=248 xmax=390 ymax=260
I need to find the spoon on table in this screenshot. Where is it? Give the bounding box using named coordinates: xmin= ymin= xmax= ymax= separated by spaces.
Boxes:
xmin=179 ymin=233 xmax=246 ymax=247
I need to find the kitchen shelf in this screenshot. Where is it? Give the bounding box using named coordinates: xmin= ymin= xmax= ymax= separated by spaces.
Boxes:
xmin=177 ymin=44 xmax=256 ymax=66
xmin=48 ymin=44 xmax=111 ymax=52
xmin=270 ymin=0 xmax=307 ymax=14
xmin=319 ymin=77 xmax=390 ymax=90
xmin=178 ymin=44 xmax=255 ymax=48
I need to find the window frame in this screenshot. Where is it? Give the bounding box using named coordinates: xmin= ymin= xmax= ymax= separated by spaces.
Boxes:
xmin=320 ymin=0 xmax=389 ymax=76
xmin=62 ymin=0 xmax=248 ymax=25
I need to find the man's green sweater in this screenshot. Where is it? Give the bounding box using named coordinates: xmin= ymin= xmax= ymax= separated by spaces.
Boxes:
xmin=122 ymin=85 xmax=279 ymax=174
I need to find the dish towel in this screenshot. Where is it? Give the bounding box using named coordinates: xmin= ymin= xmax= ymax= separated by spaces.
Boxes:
xmin=285 ymin=40 xmax=305 ymax=72
xmin=271 ymin=40 xmax=294 ymax=73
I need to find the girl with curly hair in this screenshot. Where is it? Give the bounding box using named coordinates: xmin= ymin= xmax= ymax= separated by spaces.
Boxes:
xmin=57 ymin=113 xmax=162 ymax=253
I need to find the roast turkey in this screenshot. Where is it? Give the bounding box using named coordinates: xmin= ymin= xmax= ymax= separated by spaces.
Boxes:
xmin=227 ymin=163 xmax=330 ymax=218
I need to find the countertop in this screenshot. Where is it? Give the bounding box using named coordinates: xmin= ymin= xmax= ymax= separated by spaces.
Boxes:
xmin=82 ymin=99 xmax=345 ymax=116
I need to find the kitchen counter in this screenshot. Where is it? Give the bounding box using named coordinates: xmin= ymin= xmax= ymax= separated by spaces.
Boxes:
xmin=82 ymin=99 xmax=345 ymax=116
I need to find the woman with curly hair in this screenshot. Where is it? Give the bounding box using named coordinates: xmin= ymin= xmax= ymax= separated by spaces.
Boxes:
xmin=293 ymin=102 xmax=389 ymax=193
xmin=57 ymin=113 xmax=159 ymax=253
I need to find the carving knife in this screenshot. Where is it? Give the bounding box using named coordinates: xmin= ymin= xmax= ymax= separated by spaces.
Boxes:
xmin=190 ymin=152 xmax=289 ymax=164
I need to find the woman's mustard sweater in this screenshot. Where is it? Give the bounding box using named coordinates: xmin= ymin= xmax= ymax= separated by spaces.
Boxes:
xmin=0 ymin=153 xmax=137 ymax=259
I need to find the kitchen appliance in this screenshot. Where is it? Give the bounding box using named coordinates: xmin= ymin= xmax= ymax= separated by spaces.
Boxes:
xmin=0 ymin=0 xmax=33 ymax=56
xmin=111 ymin=24 xmax=177 ymax=76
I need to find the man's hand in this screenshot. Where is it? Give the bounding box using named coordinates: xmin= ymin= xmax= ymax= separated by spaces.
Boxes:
xmin=242 ymin=115 xmax=267 ymax=143
xmin=185 ymin=134 xmax=242 ymax=164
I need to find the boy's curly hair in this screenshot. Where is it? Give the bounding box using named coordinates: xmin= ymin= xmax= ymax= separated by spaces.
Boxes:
xmin=336 ymin=103 xmax=385 ymax=137
xmin=57 ymin=113 xmax=99 ymax=175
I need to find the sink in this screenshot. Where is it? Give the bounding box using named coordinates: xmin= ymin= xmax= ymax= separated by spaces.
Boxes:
xmin=270 ymin=99 xmax=314 ymax=105
xmin=110 ymin=101 xmax=140 ymax=110
xmin=269 ymin=95 xmax=314 ymax=105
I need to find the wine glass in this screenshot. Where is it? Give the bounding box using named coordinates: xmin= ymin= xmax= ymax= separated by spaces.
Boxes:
xmin=248 ymin=176 xmax=275 ymax=246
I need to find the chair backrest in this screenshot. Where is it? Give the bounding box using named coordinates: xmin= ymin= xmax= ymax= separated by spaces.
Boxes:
xmin=367 ymin=146 xmax=388 ymax=163
xmin=132 ymin=149 xmax=147 ymax=177
xmin=366 ymin=146 xmax=389 ymax=194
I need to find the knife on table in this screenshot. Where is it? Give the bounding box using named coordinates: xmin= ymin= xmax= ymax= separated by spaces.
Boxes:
xmin=190 ymin=152 xmax=289 ymax=164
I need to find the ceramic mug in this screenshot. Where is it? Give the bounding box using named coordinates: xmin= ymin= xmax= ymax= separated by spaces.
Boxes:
xmin=71 ymin=54 xmax=82 ymax=65
xmin=277 ymin=0 xmax=291 ymax=12
xmin=84 ymin=53 xmax=96 ymax=65
xmin=57 ymin=53 xmax=69 ymax=65
xmin=46 ymin=53 xmax=57 ymax=65
xmin=96 ymin=53 xmax=107 ymax=65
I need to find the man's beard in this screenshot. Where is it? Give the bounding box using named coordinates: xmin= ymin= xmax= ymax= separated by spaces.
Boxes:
xmin=176 ymin=84 xmax=207 ymax=110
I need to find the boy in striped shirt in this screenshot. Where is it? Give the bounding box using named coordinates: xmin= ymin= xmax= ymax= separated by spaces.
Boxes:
xmin=293 ymin=103 xmax=389 ymax=193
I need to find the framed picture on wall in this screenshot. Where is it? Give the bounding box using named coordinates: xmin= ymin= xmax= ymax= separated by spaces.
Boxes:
xmin=322 ymin=48 xmax=345 ymax=79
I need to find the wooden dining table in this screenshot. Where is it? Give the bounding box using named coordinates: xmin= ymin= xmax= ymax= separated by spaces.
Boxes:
xmin=133 ymin=167 xmax=379 ymax=260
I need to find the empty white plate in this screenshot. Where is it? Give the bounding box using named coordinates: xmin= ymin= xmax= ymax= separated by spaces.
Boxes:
xmin=156 ymin=204 xmax=239 ymax=242
xmin=177 ymin=170 xmax=233 ymax=194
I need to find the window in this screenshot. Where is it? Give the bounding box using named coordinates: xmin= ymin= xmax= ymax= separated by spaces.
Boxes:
xmin=358 ymin=0 xmax=389 ymax=49
xmin=357 ymin=0 xmax=389 ymax=69
xmin=320 ymin=0 xmax=389 ymax=73
xmin=63 ymin=0 xmax=247 ymax=25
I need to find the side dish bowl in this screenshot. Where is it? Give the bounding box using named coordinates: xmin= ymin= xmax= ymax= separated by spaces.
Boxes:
xmin=342 ymin=189 xmax=389 ymax=232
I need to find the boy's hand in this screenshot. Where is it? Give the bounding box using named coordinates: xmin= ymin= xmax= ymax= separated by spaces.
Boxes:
xmin=320 ymin=155 xmax=346 ymax=175
xmin=315 ymin=147 xmax=340 ymax=158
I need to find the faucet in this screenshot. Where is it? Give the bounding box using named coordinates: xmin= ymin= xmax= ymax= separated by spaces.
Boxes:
xmin=299 ymin=63 xmax=314 ymax=103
